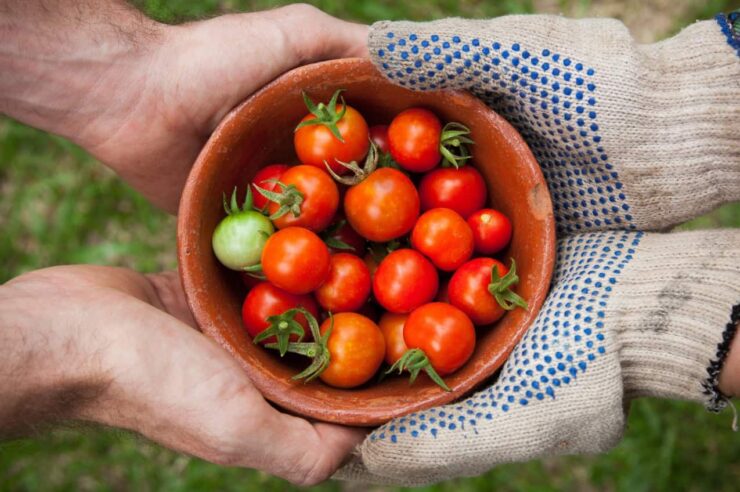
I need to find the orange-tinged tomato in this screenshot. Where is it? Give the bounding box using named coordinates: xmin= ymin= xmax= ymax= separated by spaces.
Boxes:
xmin=261 ymin=227 xmax=330 ymax=295
xmin=344 ymin=168 xmax=420 ymax=242
xmin=404 ymin=302 xmax=475 ymax=376
xmin=379 ymin=312 xmax=409 ymax=366
xmin=319 ymin=313 xmax=386 ymax=388
xmin=294 ymin=104 xmax=369 ymax=175
xmin=266 ymin=165 xmax=339 ymax=232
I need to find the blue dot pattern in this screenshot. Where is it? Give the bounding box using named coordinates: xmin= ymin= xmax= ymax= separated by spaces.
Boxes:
xmin=369 ymin=231 xmax=643 ymax=443
xmin=376 ymin=32 xmax=637 ymax=234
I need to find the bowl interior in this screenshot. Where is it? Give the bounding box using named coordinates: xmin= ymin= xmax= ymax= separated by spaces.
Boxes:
xmin=178 ymin=58 xmax=555 ymax=426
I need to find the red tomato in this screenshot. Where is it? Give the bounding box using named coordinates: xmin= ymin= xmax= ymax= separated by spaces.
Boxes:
xmin=315 ymin=253 xmax=371 ymax=313
xmin=295 ymin=104 xmax=369 ymax=175
xmin=319 ymin=313 xmax=385 ymax=388
xmin=388 ymin=108 xmax=442 ymax=172
xmin=369 ymin=125 xmax=390 ymax=153
xmin=467 ymin=209 xmax=513 ymax=255
xmin=419 ymin=166 xmax=487 ymax=218
xmin=448 ymin=257 xmax=516 ymax=325
xmin=344 ymin=168 xmax=420 ymax=242
xmin=411 ymin=208 xmax=474 ymax=271
xmin=378 ymin=312 xmax=409 ymax=366
xmin=265 ymin=165 xmax=339 ymax=232
xmin=250 ymin=164 xmax=288 ymax=211
xmin=373 ymin=249 xmax=438 ymax=313
xmin=404 ymin=302 xmax=475 ymax=376
xmin=261 ymin=227 xmax=330 ymax=295
xmin=241 ymin=282 xmax=319 ymax=344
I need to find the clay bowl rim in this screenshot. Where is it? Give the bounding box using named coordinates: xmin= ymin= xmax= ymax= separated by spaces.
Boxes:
xmin=177 ymin=57 xmax=556 ymax=426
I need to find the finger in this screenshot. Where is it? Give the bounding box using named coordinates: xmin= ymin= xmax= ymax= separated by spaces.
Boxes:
xmin=250 ymin=406 xmax=366 ymax=486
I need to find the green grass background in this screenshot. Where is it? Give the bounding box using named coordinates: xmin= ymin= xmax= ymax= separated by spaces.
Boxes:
xmin=2 ymin=0 xmax=740 ymax=490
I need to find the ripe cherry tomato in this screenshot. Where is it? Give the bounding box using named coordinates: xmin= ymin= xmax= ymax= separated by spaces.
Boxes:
xmin=344 ymin=168 xmax=420 ymax=242
xmin=250 ymin=164 xmax=288 ymax=211
xmin=373 ymin=249 xmax=438 ymax=313
xmin=448 ymin=257 xmax=524 ymax=325
xmin=369 ymin=125 xmax=390 ymax=153
xmin=419 ymin=166 xmax=487 ymax=218
xmin=404 ymin=302 xmax=475 ymax=376
xmin=467 ymin=209 xmax=513 ymax=255
xmin=315 ymin=253 xmax=371 ymax=313
xmin=378 ymin=312 xmax=409 ymax=366
xmin=411 ymin=208 xmax=474 ymax=271
xmin=388 ymin=108 xmax=442 ymax=172
xmin=319 ymin=313 xmax=385 ymax=388
xmin=241 ymin=282 xmax=319 ymax=344
xmin=261 ymin=227 xmax=330 ymax=295
xmin=294 ymin=98 xmax=369 ymax=175
xmin=264 ymin=165 xmax=339 ymax=232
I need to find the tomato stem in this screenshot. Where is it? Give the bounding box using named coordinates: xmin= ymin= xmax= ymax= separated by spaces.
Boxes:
xmin=294 ymin=90 xmax=348 ymax=143
xmin=223 ymin=187 xmax=257 ymax=216
xmin=386 ymin=348 xmax=451 ymax=391
xmin=324 ymin=141 xmax=379 ymax=186
xmin=253 ymin=179 xmax=304 ymax=221
xmin=253 ymin=308 xmax=308 ymax=356
xmin=440 ymin=122 xmax=474 ymax=169
xmin=488 ymin=258 xmax=529 ymax=311
xmin=265 ymin=309 xmax=332 ymax=383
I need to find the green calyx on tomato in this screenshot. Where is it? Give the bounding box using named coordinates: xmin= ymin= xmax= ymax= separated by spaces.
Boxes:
xmin=253 ymin=307 xmax=307 ymax=357
xmin=294 ymin=89 xmax=348 ymax=143
xmin=489 ymin=259 xmax=529 ymax=311
xmin=324 ymin=141 xmax=379 ymax=186
xmin=440 ymin=122 xmax=474 ymax=169
xmin=386 ymin=348 xmax=451 ymax=392
xmin=212 ymin=187 xmax=274 ymax=271
xmin=266 ymin=308 xmax=332 ymax=383
xmin=253 ymin=179 xmax=304 ymax=221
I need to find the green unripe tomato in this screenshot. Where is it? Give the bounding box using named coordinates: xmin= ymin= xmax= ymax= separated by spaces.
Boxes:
xmin=212 ymin=188 xmax=275 ymax=270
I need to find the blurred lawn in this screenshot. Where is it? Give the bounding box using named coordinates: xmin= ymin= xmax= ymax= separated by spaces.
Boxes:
xmin=2 ymin=0 xmax=740 ymax=491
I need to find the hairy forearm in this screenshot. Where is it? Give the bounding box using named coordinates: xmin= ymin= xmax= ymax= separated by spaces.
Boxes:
xmin=0 ymin=0 xmax=162 ymax=145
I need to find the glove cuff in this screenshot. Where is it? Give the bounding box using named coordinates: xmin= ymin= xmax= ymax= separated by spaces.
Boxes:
xmin=612 ymin=230 xmax=740 ymax=409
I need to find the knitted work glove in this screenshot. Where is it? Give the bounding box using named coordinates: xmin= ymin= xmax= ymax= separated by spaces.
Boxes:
xmin=369 ymin=15 xmax=740 ymax=234
xmin=339 ymin=230 xmax=740 ymax=485
xmin=336 ymin=13 xmax=740 ymax=486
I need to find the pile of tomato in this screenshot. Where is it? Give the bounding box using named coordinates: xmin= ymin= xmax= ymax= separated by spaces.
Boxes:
xmin=212 ymin=90 xmax=527 ymax=390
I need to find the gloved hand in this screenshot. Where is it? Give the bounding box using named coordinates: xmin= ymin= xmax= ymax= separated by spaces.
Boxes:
xmin=337 ymin=13 xmax=740 ymax=486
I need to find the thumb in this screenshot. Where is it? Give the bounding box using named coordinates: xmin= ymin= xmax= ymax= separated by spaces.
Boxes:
xmin=272 ymin=4 xmax=369 ymax=64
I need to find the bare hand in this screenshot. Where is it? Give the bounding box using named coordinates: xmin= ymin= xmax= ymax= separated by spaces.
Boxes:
xmin=0 ymin=266 xmax=365 ymax=485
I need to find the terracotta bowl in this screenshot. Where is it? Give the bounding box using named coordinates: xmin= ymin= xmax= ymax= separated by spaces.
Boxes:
xmin=178 ymin=58 xmax=555 ymax=426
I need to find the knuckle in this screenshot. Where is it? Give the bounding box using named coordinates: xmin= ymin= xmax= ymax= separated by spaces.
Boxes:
xmin=286 ymin=451 xmax=334 ymax=486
